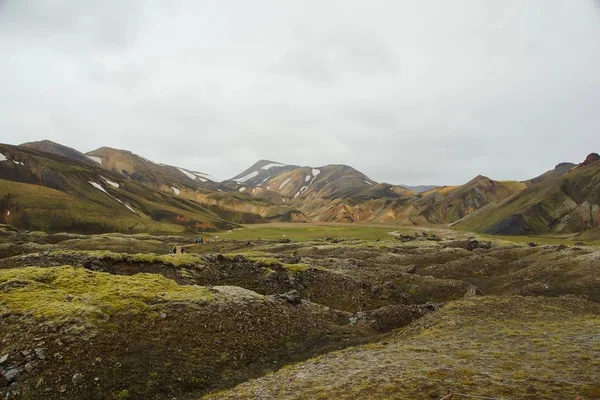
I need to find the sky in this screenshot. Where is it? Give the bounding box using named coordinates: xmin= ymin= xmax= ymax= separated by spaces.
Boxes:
xmin=0 ymin=1 xmax=599 ymax=185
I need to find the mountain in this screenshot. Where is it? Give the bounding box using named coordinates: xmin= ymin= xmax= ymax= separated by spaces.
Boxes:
xmin=0 ymin=143 xmax=247 ymax=233
xmin=400 ymin=184 xmax=439 ymax=193
xmin=85 ymin=146 xmax=221 ymax=191
xmin=20 ymin=140 xmax=98 ymax=167
xmin=225 ymin=161 xmax=417 ymax=222
xmin=3 ymin=139 xmax=600 ymax=238
xmin=525 ymin=162 xmax=576 ymax=185
xmin=412 ymin=175 xmax=527 ymax=225
xmin=228 ymin=159 xmax=299 ymax=187
xmin=454 ymin=153 xmax=600 ymax=235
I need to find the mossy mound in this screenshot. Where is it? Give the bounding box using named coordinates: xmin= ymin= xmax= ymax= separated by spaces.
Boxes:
xmin=0 ymin=266 xmax=366 ymax=399
xmin=208 ymin=295 xmax=600 ymax=399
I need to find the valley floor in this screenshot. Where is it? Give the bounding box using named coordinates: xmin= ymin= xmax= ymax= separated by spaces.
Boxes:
xmin=0 ymin=223 xmax=598 ymax=399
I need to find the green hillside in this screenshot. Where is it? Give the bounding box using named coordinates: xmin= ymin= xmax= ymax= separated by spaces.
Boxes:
xmin=455 ymin=157 xmax=600 ymax=235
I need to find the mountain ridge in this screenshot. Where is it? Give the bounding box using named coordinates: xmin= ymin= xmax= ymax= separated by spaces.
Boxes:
xmin=2 ymin=139 xmax=599 ymax=237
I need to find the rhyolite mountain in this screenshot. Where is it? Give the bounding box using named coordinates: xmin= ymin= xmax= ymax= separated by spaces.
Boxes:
xmin=455 ymin=153 xmax=600 ymax=236
xmin=1 ymin=140 xmax=598 ymax=238
xmin=400 ymin=184 xmax=439 ymax=193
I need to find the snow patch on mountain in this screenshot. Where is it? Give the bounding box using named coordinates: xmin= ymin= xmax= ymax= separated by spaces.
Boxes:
xmin=295 ymin=186 xmax=308 ymax=198
xmin=178 ymin=168 xmax=197 ymax=180
xmin=172 ymin=187 xmax=181 ymax=195
xmin=194 ymin=172 xmax=220 ymax=182
xmin=261 ymin=162 xmax=284 ymax=170
xmin=87 ymin=156 xmax=102 ymax=165
xmin=0 ymin=153 xmax=6 ymax=162
xmin=236 ymin=171 xmax=259 ymax=183
xmin=364 ymin=180 xmax=372 ymax=185
xmin=239 ymin=187 xmax=246 ymax=192
xmin=12 ymin=160 xmax=24 ymax=166
xmin=89 ymin=181 xmax=109 ymax=194
xmin=305 ymin=175 xmax=311 ymax=182
xmin=101 ymin=176 xmax=119 ymax=188
xmin=279 ymin=177 xmax=292 ymax=189
xmin=89 ymin=181 xmax=137 ymax=214
xmin=312 ymin=168 xmax=321 ymax=177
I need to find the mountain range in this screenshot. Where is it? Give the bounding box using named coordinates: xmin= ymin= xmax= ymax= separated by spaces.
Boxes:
xmin=1 ymin=140 xmax=599 ymax=239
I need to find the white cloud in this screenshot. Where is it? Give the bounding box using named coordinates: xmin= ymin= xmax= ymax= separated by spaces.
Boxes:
xmin=0 ymin=0 xmax=598 ymax=185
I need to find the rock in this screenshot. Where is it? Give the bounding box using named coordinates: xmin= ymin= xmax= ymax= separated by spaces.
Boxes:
xmin=159 ymin=312 xmax=167 ymax=319
xmin=20 ymin=350 xmax=30 ymax=357
xmin=233 ymin=255 xmax=247 ymax=263
xmin=2 ymin=367 xmax=20 ymax=382
xmin=406 ymin=265 xmax=417 ymax=274
xmin=72 ymin=373 xmax=83 ymax=384
xmin=0 ymin=354 xmax=8 ymax=366
xmin=280 ymin=290 xmax=301 ymax=305
xmin=349 ymin=315 xmax=359 ymax=325
xmin=34 ymin=348 xmax=45 ymax=360
xmin=24 ymin=362 xmax=34 ymax=371
xmin=464 ymin=285 xmax=483 ymax=298
xmin=528 ymin=242 xmax=538 ymax=247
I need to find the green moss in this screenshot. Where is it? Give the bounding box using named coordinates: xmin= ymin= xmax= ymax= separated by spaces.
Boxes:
xmin=282 ymin=263 xmax=309 ymax=272
xmin=52 ymin=250 xmax=202 ymax=268
xmin=225 ymin=252 xmax=281 ymax=266
xmin=0 ymin=266 xmax=213 ymax=323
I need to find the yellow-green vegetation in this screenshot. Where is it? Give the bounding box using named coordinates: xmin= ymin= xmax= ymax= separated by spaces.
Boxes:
xmin=224 ymin=251 xmax=281 ymax=266
xmin=482 ymin=232 xmax=600 ymax=246
xmin=0 ymin=266 xmax=213 ymax=322
xmin=208 ymin=296 xmax=600 ymax=399
xmin=281 ymin=263 xmax=309 ymax=272
xmin=214 ymin=223 xmax=408 ymax=241
xmin=52 ymin=250 xmax=203 ymax=268
xmin=0 ymin=179 xmax=187 ymax=234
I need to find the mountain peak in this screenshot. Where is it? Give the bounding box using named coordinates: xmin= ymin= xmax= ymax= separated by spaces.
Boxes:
xmin=20 ymin=140 xmax=97 ymax=166
xmin=581 ymin=153 xmax=600 ymax=166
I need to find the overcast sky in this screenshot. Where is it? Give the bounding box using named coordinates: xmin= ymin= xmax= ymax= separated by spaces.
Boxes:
xmin=1 ymin=1 xmax=599 ymax=185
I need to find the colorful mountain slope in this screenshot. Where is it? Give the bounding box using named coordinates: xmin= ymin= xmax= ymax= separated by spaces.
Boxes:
xmin=454 ymin=154 xmax=600 ymax=235
xmin=0 ymin=144 xmax=240 ymax=233
xmin=413 ymin=175 xmax=527 ymax=224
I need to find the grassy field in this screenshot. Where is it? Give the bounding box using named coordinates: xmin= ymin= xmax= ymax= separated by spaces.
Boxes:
xmin=205 ymin=222 xmax=600 ymax=246
xmin=208 ymin=223 xmax=412 ymax=241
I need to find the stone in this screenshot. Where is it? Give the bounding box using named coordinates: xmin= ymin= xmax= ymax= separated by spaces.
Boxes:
xmin=72 ymin=373 xmax=83 ymax=384
xmin=464 ymin=285 xmax=483 ymax=298
xmin=2 ymin=368 xmax=20 ymax=382
xmin=0 ymin=354 xmax=8 ymax=366
xmin=159 ymin=313 xmax=167 ymax=319
xmin=34 ymin=348 xmax=45 ymax=360
xmin=280 ymin=290 xmax=301 ymax=305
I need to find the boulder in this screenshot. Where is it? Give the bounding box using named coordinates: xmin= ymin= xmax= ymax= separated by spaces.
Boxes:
xmin=280 ymin=290 xmax=301 ymax=305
